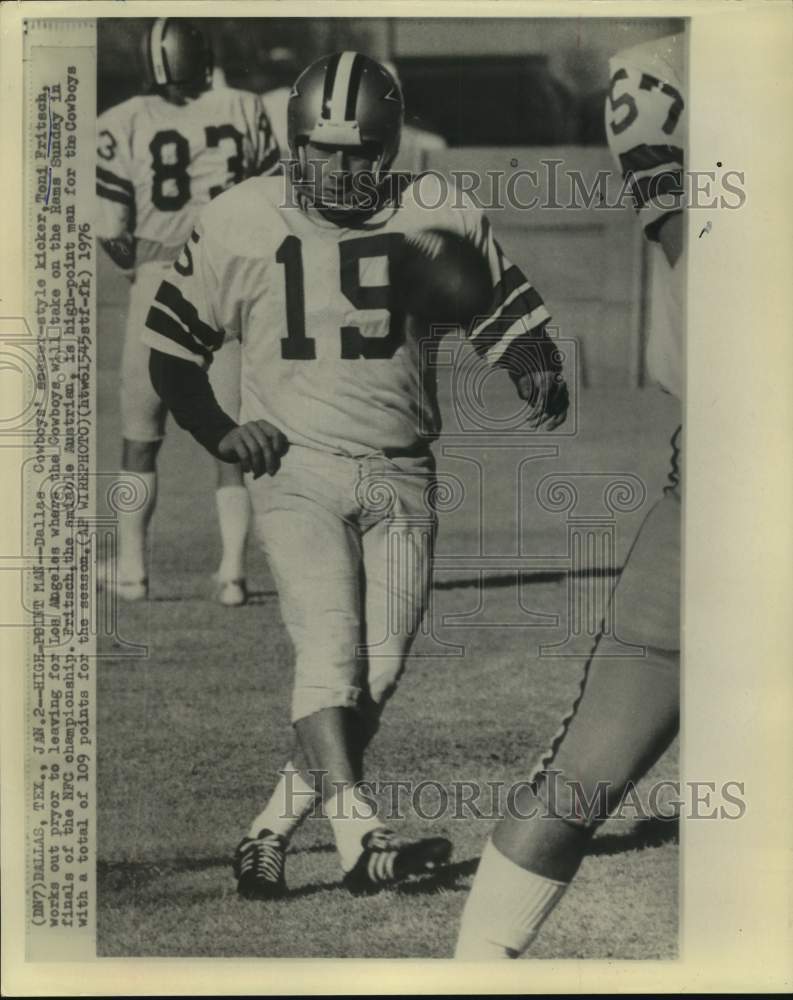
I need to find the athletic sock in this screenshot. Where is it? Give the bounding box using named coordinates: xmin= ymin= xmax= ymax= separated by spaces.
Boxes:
xmin=327 ymin=783 xmax=383 ymax=872
xmin=248 ymin=762 xmax=318 ymax=840
xmin=215 ymin=485 xmax=250 ymax=582
xmin=455 ymin=838 xmax=568 ymax=959
xmin=117 ymin=470 xmax=156 ymax=582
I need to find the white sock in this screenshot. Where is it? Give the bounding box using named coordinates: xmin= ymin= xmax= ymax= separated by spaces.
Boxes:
xmin=327 ymin=784 xmax=383 ymax=872
xmin=215 ymin=485 xmax=250 ymax=581
xmin=248 ymin=762 xmax=318 ymax=840
xmin=117 ymin=470 xmax=156 ymax=582
xmin=455 ymin=839 xmax=568 ymax=959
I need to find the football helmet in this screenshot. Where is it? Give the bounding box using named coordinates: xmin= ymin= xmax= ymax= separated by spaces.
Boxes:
xmin=287 ymin=51 xmax=403 ymax=211
xmin=144 ymin=18 xmax=213 ymax=90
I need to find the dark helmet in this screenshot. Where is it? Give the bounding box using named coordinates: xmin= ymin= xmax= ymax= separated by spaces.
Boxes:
xmin=144 ymin=18 xmax=213 ymax=89
xmin=287 ymin=51 xmax=403 ymax=202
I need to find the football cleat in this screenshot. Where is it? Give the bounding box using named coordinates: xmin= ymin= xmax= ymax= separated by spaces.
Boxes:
xmin=213 ymin=575 xmax=248 ymax=608
xmin=233 ymin=829 xmax=287 ymax=900
xmin=342 ymin=828 xmax=452 ymax=895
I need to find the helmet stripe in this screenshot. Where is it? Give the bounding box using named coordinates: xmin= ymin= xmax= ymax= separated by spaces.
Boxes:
xmin=327 ymin=51 xmax=358 ymax=122
xmin=344 ymin=53 xmax=364 ymax=121
xmin=321 ymin=52 xmax=341 ymax=120
xmin=149 ymin=18 xmax=169 ymax=86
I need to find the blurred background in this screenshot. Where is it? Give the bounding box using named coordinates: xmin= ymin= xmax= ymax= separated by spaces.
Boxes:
xmin=99 ymin=17 xmax=682 ymax=144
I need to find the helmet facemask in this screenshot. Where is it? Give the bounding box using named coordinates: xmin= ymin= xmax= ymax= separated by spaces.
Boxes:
xmin=292 ymin=138 xmax=389 ymax=215
xmin=287 ymin=52 xmax=403 ymax=218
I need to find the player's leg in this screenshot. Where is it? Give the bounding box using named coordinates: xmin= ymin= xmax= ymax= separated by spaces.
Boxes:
xmin=279 ymin=461 xmax=437 ymax=814
xmin=118 ymin=436 xmax=161 ymax=594
xmin=114 ymin=265 xmax=169 ymax=598
xmin=293 ymin=703 xmax=449 ymax=896
xmin=358 ymin=459 xmax=437 ymax=743
xmin=235 ymin=461 xmax=378 ymax=896
xmin=238 ymin=454 xmax=448 ymax=896
xmin=268 ymin=498 xmax=398 ymax=876
xmin=239 ymin=505 xmax=362 ymax=867
xmin=208 ymin=339 xmax=250 ymax=606
xmin=321 ymin=459 xmax=450 ymax=894
xmin=456 ymin=475 xmax=681 ymax=958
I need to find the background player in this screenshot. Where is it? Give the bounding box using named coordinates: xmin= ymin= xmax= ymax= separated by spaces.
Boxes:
xmin=455 ymin=31 xmax=685 ymax=958
xmin=95 ymin=17 xmax=281 ymax=604
xmin=382 ymin=60 xmax=448 ymax=173
xmin=143 ymin=52 xmax=568 ymax=898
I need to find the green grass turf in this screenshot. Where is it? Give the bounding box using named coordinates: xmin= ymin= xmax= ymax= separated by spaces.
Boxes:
xmin=96 ymin=255 xmax=680 ymax=958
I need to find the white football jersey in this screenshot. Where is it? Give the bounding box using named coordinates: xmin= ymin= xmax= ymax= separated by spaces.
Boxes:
xmin=606 ymin=33 xmax=686 ymax=241
xmin=143 ymin=174 xmax=551 ymax=458
xmin=259 ymin=86 xmax=290 ymax=155
xmin=606 ymin=33 xmax=686 ymax=399
xmin=95 ymin=87 xmax=281 ymax=264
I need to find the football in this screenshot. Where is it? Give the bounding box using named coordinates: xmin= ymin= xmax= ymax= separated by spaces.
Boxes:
xmin=391 ymin=228 xmax=494 ymax=328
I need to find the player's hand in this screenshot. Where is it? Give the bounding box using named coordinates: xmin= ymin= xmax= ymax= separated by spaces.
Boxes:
xmin=100 ymin=234 xmax=137 ymax=276
xmin=217 ymin=421 xmax=288 ymax=479
xmin=515 ymin=371 xmax=569 ymax=432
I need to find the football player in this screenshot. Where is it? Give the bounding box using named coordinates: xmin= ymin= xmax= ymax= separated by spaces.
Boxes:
xmin=455 ymin=32 xmax=685 ymax=958
xmin=144 ymin=52 xmax=568 ymax=898
xmin=96 ymin=18 xmax=281 ymax=604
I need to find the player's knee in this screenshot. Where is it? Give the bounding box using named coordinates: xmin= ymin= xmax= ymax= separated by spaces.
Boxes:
xmin=532 ymin=768 xmax=614 ymax=831
xmin=533 ymin=655 xmax=679 ymax=831
xmin=122 ymin=437 xmax=163 ymax=473
xmin=290 ymin=679 xmax=361 ymax=724
xmin=120 ymin=400 xmax=167 ymax=451
xmin=289 ymin=632 xmax=365 ymax=725
xmin=611 ymin=497 xmax=681 ymax=651
xmin=365 ymin=628 xmax=414 ymax=710
xmin=282 ymin=605 xmax=360 ymax=662
xmin=120 ymin=369 xmax=167 ymax=447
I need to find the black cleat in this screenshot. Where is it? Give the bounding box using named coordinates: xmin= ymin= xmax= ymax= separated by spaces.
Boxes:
xmin=233 ymin=828 xmax=287 ymax=900
xmin=342 ymin=828 xmax=452 ymax=895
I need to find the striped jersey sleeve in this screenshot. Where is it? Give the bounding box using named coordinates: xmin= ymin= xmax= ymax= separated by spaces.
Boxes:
xmin=605 ymin=43 xmax=686 ymax=242
xmin=142 ymin=217 xmax=230 ymax=369
xmin=465 ymin=213 xmax=553 ymax=374
xmin=95 ymin=104 xmax=136 ymax=239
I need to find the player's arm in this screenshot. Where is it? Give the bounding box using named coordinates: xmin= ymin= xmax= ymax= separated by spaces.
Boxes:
xmin=467 ymin=217 xmax=569 ymax=431
xmin=99 ymin=233 xmax=137 ymax=274
xmin=143 ymin=222 xmax=287 ymax=476
xmin=148 ymin=352 xmax=286 ymax=477
xmin=95 ymin=112 xmax=138 ymax=273
xmin=149 ymin=350 xmax=234 ymax=453
xmin=248 ymin=94 xmax=282 ymax=178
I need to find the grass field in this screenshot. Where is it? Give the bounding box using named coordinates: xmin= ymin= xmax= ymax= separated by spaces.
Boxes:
xmin=96 ymin=255 xmax=681 ymax=959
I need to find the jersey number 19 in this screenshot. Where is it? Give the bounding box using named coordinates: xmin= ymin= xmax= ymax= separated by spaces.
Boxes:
xmin=277 ymin=233 xmax=405 ymax=362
